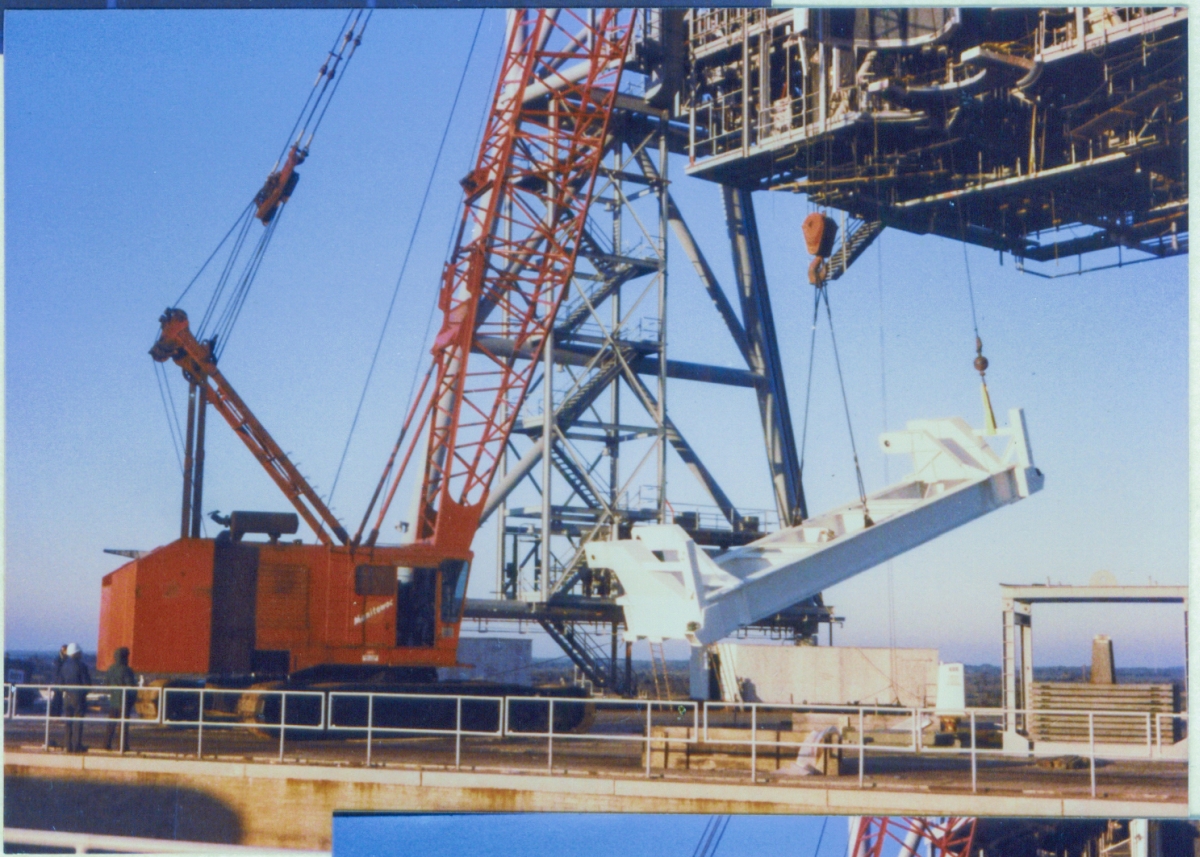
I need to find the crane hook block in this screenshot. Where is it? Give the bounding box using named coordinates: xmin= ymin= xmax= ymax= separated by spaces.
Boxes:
xmin=802 ymin=212 xmax=838 ymax=258
xmin=807 ymin=256 xmax=828 ymax=286
xmin=255 ymin=146 xmax=307 ymax=224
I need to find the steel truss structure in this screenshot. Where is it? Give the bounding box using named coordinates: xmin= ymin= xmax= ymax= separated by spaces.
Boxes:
xmin=469 ymin=10 xmax=835 ymax=691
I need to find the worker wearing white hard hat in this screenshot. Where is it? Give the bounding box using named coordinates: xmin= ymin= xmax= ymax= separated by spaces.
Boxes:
xmin=59 ymin=643 xmax=91 ymax=753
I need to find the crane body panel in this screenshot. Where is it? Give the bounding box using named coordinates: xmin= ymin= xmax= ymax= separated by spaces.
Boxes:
xmin=98 ymin=538 xmax=469 ymax=676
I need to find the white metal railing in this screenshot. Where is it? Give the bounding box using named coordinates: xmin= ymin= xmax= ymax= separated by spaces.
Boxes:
xmin=4 ymin=684 xmax=1186 ymax=798
xmin=325 ymin=691 xmax=504 ymax=768
xmin=2 ymin=827 xmax=328 ymax=855
xmin=503 ymin=696 xmax=700 ymax=777
xmin=159 ymin=687 xmax=327 ymax=761
xmin=697 ymin=700 xmax=1188 ymax=797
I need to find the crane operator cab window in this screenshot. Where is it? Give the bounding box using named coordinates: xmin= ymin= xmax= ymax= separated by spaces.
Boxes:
xmin=390 ymin=566 xmax=437 ymax=648
xmin=439 ymin=559 xmax=469 ymax=630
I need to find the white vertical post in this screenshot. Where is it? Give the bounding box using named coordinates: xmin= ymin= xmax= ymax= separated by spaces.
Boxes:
xmin=119 ymin=688 xmax=128 ymax=754
xmin=455 ymin=697 xmax=463 ymax=770
xmin=1088 ymin=711 xmax=1096 ymax=797
xmin=547 ymin=698 xmax=555 ymax=773
xmin=970 ymin=710 xmax=977 ymax=792
xmin=366 ymin=695 xmax=374 ymax=767
xmin=196 ymin=690 xmax=204 ymax=760
xmin=645 ymin=701 xmax=652 ymax=777
xmin=749 ymin=705 xmax=757 ymax=783
xmin=278 ymin=693 xmax=287 ymax=762
xmin=857 ymin=707 xmax=865 ymax=787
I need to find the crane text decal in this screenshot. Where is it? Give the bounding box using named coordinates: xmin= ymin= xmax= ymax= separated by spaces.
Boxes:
xmin=354 ymin=599 xmax=394 ymax=626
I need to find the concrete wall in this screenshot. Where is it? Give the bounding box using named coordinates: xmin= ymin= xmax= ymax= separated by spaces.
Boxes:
xmin=437 ymin=636 xmax=532 ymax=686
xmin=7 ymin=753 xmax=1177 ymax=850
xmin=718 ymin=644 xmax=938 ymax=707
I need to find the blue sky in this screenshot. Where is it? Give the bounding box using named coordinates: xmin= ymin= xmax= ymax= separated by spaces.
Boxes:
xmin=333 ymin=813 xmax=846 ymax=857
xmin=4 ymin=11 xmax=1188 ymax=669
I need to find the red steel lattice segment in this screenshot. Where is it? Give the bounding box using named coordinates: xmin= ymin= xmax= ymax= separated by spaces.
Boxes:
xmin=411 ymin=9 xmax=634 ymax=552
xmin=850 ymin=817 xmax=978 ymax=857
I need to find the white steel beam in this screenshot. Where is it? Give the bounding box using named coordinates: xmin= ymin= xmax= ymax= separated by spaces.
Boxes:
xmin=587 ymin=408 xmax=1043 ymax=645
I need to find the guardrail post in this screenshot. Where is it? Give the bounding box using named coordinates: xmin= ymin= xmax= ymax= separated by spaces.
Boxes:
xmin=43 ymin=686 xmax=51 ymax=750
xmin=547 ymin=699 xmax=555 ymax=774
xmin=857 ymin=707 xmax=865 ymax=788
xmin=196 ymin=690 xmax=204 ymax=760
xmin=645 ymin=701 xmax=652 ymax=778
xmin=749 ymin=705 xmax=757 ymax=783
xmin=1088 ymin=711 xmax=1096 ymax=798
xmin=366 ymin=695 xmax=374 ymax=768
xmin=455 ymin=697 xmax=463 ymax=770
xmin=970 ymin=710 xmax=977 ymax=793
xmin=119 ymin=688 xmax=128 ymax=755
xmin=278 ymin=693 xmax=288 ymax=763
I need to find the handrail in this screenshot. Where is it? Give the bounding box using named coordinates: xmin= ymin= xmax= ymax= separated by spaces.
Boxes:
xmin=4 ymin=683 xmax=1186 ymax=797
xmin=3 ymin=827 xmax=328 ymax=855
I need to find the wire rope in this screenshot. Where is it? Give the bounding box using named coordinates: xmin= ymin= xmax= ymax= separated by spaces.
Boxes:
xmin=821 ymin=286 xmax=869 ymax=514
xmin=304 ymin=12 xmax=372 ymax=148
xmin=797 ymin=285 xmax=821 ymax=476
xmin=811 ymin=817 xmax=828 ymax=857
xmin=277 ymin=11 xmax=354 ymax=163
xmin=196 ymin=208 xmax=256 ymax=338
xmin=154 ymin=362 xmax=186 ymax=474
xmin=327 ymin=9 xmax=486 ymax=504
xmin=172 ymin=202 xmax=255 ymax=308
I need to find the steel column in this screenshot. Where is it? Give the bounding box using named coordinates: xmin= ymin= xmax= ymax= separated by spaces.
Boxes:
xmin=723 ymin=185 xmax=807 ymax=525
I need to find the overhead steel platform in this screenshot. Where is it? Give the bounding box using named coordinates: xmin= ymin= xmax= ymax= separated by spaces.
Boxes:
xmin=672 ymin=7 xmax=1187 ymax=273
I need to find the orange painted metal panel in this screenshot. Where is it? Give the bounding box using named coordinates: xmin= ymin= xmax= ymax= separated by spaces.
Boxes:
xmin=97 ymin=565 xmax=135 ymax=672
xmin=97 ymin=539 xmax=215 ymax=675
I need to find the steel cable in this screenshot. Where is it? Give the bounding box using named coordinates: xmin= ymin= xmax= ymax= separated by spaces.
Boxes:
xmin=304 ymin=11 xmax=372 ymax=149
xmin=327 ymin=9 xmax=487 ymax=504
xmin=153 ymin=362 xmax=186 ymax=474
xmin=821 ymin=286 xmax=869 ymax=512
xmin=172 ymin=202 xmax=255 ymax=309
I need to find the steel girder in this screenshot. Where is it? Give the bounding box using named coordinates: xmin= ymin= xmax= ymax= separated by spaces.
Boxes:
xmin=722 ymin=185 xmax=808 ymax=525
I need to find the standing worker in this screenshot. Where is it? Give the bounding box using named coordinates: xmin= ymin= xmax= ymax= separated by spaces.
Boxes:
xmin=59 ymin=643 xmax=91 ymax=753
xmin=48 ymin=643 xmax=67 ymax=747
xmin=102 ymin=647 xmax=137 ymax=752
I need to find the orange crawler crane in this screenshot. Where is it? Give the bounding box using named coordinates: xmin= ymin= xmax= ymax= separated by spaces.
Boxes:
xmin=98 ymin=10 xmax=635 ymax=689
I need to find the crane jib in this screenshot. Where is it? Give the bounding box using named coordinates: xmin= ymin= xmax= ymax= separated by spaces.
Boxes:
xmin=151 ymin=308 xmax=349 ymax=547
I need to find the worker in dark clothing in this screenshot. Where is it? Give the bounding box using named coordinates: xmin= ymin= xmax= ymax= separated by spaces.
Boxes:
xmin=48 ymin=644 xmax=67 ymax=746
xmin=59 ymin=643 xmax=91 ymax=753
xmin=102 ymin=647 xmax=137 ymax=752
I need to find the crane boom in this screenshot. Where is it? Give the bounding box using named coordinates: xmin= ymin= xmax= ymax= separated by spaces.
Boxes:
xmin=406 ymin=9 xmax=635 ymax=554
xmin=150 ymin=308 xmax=349 ymax=547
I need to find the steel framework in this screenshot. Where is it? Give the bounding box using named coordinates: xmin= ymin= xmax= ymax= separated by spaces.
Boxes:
xmin=849 ymin=817 xmax=977 ymax=857
xmin=469 ymin=11 xmax=837 ymax=691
